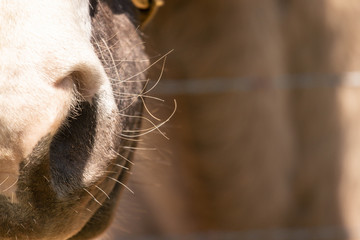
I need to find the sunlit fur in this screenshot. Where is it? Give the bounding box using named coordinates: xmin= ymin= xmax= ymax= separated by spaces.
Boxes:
xmin=0 ymin=0 xmax=106 ymax=185
xmin=0 ymin=0 xmax=149 ymax=239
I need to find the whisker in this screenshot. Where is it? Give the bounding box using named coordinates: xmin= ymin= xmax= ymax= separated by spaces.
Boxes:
xmin=23 ymin=160 xmax=31 ymax=168
xmin=72 ymin=208 xmax=79 ymax=214
xmin=118 ymin=135 xmax=143 ymax=142
xmin=111 ymin=163 xmax=129 ymax=170
xmin=95 ymin=185 xmax=110 ymax=200
xmin=119 ymin=112 xmax=169 ymax=139
xmin=116 ymin=93 xmax=139 ymax=112
xmin=110 ymin=149 xmax=134 ymax=165
xmin=83 ymin=188 xmax=103 ymax=206
xmin=103 ymin=171 xmax=119 ymax=174
xmin=97 ymin=30 xmax=118 ymax=46
xmin=107 ymin=176 xmax=134 ymax=194
xmin=120 ymin=49 xmax=174 ymax=83
xmin=114 ymin=92 xmax=165 ymax=102
xmin=43 ymin=176 xmax=50 ymax=183
xmin=121 ymin=99 xmax=177 ymax=140
xmin=92 ymin=37 xmax=109 ymax=66
xmin=114 ymin=77 xmax=151 ymax=113
xmin=101 ymin=37 xmax=121 ymax=81
xmin=122 ymin=146 xmax=157 ymax=151
xmin=109 ymin=78 xmax=149 ymax=83
xmin=0 ymin=175 xmax=9 ymax=187
xmin=141 ymin=96 xmax=161 ymax=121
xmin=143 ymin=54 xmax=167 ymax=95
xmin=106 ymin=41 xmax=146 ymax=64
xmin=97 ymin=1 xmax=111 ymax=21
xmin=109 ymin=59 xmax=150 ymax=63
xmin=3 ymin=178 xmax=18 ymax=192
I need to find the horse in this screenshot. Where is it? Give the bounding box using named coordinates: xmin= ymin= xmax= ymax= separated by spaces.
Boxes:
xmin=0 ymin=0 xmax=154 ymax=239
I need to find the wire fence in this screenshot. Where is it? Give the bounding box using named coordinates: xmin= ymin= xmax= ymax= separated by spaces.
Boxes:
xmin=114 ymin=226 xmax=357 ymax=240
xmin=152 ymin=72 xmax=360 ymax=95
xmin=129 ymin=72 xmax=360 ymax=240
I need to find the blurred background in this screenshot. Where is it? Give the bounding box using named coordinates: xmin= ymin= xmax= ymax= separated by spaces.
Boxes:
xmin=108 ymin=0 xmax=360 ymax=239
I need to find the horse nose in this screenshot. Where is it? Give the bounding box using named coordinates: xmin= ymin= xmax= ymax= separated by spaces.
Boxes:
xmin=0 ymin=0 xmax=112 ymax=201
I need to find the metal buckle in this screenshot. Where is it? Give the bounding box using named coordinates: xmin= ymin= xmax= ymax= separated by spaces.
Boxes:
xmin=132 ymin=0 xmax=164 ymax=28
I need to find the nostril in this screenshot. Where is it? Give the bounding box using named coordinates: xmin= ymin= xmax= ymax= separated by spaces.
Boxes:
xmin=71 ymin=71 xmax=96 ymax=101
xmin=55 ymin=75 xmax=74 ymax=92
xmin=56 ymin=69 xmax=102 ymax=103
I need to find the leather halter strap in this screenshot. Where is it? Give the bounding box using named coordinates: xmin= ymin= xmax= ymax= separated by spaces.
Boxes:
xmin=132 ymin=0 xmax=164 ymax=28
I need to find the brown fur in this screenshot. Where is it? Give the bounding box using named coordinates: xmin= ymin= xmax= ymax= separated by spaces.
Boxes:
xmin=110 ymin=0 xmax=360 ymax=239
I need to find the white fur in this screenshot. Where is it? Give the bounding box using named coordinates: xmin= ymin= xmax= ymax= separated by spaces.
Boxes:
xmin=0 ymin=0 xmax=114 ymax=198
